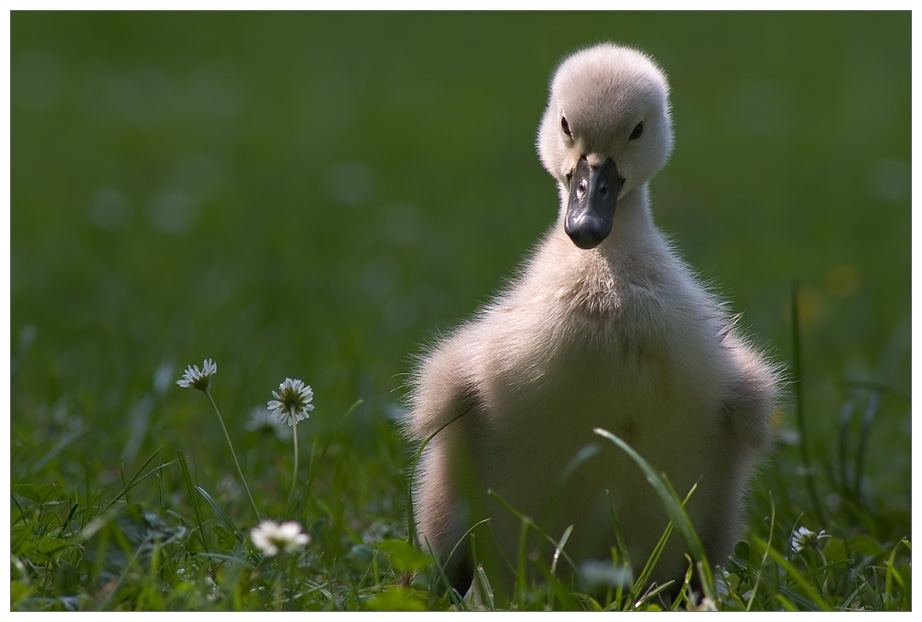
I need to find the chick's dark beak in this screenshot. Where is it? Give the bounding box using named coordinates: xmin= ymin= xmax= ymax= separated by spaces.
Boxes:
xmin=564 ymin=156 xmax=623 ymax=249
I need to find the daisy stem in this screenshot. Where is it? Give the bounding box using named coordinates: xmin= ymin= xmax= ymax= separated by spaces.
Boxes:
xmin=204 ymin=388 xmax=262 ymax=522
xmin=286 ymin=421 xmax=299 ymax=516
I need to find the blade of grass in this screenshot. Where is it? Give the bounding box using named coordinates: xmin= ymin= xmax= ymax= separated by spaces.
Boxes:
xmin=667 ymin=561 xmax=693 ymax=610
xmin=445 ymin=517 xmax=492 ymax=567
xmin=176 ymin=450 xmax=209 ymax=555
xmin=853 ymin=390 xmax=880 ymax=504
xmin=778 ymin=583 xmax=822 ymax=611
xmin=194 ymin=552 xmax=258 ymax=567
xmin=752 ymin=534 xmax=832 ymax=611
xmin=549 ymin=524 xmax=573 ymax=582
xmin=487 ymin=489 xmax=580 ymax=577
xmin=883 ymin=539 xmax=909 ymax=610
xmin=95 ymin=532 xmax=149 ymax=611
xmin=636 ymin=577 xmax=674 ymax=610
xmin=58 ymin=502 xmax=79 ymax=538
xmin=98 ymin=448 xmax=172 ymax=517
xmin=631 ymin=514 xmax=674 ymax=606
xmin=543 ymin=567 xmax=581 ymax=611
xmin=746 ymin=491 xmax=777 ymax=611
xmin=594 ymin=428 xmax=715 ymax=601
xmin=833 ymin=379 xmax=911 ymax=404
xmin=405 ymin=405 xmax=470 ymax=546
xmin=422 ymin=537 xmax=464 ymax=609
xmin=195 ymin=485 xmax=244 ymax=544
xmin=631 ymin=482 xmax=697 ymax=606
xmin=605 ymin=490 xmax=632 ymax=572
xmin=547 ymin=524 xmax=573 ymax=610
xmin=10 ymin=494 xmax=25 ymax=529
xmin=790 ymin=280 xmax=826 ymax=524
xmin=543 ymin=442 xmax=599 ymax=528
xmin=514 ymin=517 xmax=529 ymax=603
xmin=304 ymin=399 xmax=363 ymax=514
xmin=30 ymin=426 xmax=87 ymax=474
xmin=836 ymin=400 xmax=854 ymax=496
xmin=469 ymin=532 xmax=496 ymax=610
xmin=775 ymin=592 xmax=798 ymax=611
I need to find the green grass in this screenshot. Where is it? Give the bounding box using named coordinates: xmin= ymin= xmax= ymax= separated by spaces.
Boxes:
xmin=10 ymin=11 xmax=910 ymax=611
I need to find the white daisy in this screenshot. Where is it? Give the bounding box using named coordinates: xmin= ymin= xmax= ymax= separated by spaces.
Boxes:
xmin=250 ymin=519 xmax=310 ymax=556
xmin=791 ymin=526 xmax=830 ymax=552
xmin=267 ymin=378 xmax=315 ymax=426
xmin=245 ymin=407 xmax=292 ymax=440
xmin=176 ymin=358 xmax=217 ymax=391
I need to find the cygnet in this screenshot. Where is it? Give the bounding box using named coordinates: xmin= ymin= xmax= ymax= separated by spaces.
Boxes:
xmin=406 ymin=43 xmax=779 ymax=598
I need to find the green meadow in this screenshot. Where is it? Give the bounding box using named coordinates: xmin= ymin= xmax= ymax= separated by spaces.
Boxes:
xmin=10 ymin=11 xmax=910 ymax=610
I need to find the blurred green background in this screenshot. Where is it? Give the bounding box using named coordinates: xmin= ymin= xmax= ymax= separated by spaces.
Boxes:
xmin=11 ymin=12 xmax=910 ymax=517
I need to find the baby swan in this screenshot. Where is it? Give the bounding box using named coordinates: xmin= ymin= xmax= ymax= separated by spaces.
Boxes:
xmin=407 ymin=43 xmax=778 ymax=597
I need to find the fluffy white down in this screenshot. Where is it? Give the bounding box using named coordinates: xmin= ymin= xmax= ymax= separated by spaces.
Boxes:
xmin=406 ymin=43 xmax=779 ymax=593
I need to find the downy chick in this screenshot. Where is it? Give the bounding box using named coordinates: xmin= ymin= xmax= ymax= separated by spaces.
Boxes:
xmin=406 ymin=43 xmax=779 ymax=596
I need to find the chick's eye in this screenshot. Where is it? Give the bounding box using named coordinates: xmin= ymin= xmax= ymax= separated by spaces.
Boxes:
xmin=561 ymin=116 xmax=572 ymax=137
xmin=629 ymin=121 xmax=644 ymax=141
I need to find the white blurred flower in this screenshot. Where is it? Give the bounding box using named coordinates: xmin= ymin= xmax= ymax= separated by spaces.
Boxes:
xmin=250 ymin=519 xmax=310 ymax=556
xmin=245 ymin=407 xmax=292 ymax=440
xmin=267 ymin=378 xmax=315 ymax=426
xmin=792 ymin=526 xmax=830 ymax=552
xmin=691 ymin=597 xmax=718 ymax=611
xmin=176 ymin=358 xmax=216 ymax=391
